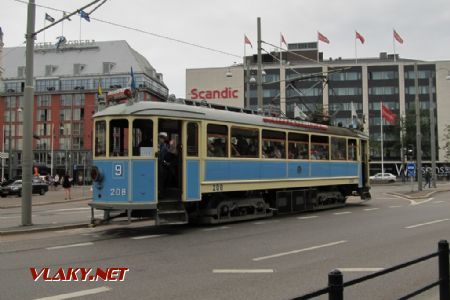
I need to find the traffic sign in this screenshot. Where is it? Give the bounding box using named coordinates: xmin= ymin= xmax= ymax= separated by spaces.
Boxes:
xmin=0 ymin=152 xmax=9 ymax=159
xmin=407 ymin=163 xmax=416 ymax=177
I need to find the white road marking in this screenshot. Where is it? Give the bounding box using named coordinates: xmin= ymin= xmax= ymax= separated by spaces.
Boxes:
xmin=213 ymin=269 xmax=274 ymax=274
xmin=338 ymin=268 xmax=384 ymax=272
xmin=46 ymin=242 xmax=93 ymax=250
xmin=130 ymin=234 xmax=166 ymax=240
xmin=405 ymin=219 xmax=450 ymax=229
xmin=334 ymin=211 xmax=351 ymax=215
xmin=391 ymin=194 xmax=435 ymax=206
xmin=363 ymin=208 xmax=380 ymax=211
xmin=253 ymin=220 xmax=279 ymax=225
xmin=389 ymin=205 xmax=402 ymax=208
xmin=203 ymin=226 xmax=230 ymax=231
xmin=297 ymin=216 xmax=318 ymax=220
xmin=45 ymin=207 xmax=90 ymax=213
xmin=252 ymin=240 xmax=347 ymax=261
xmin=34 ymin=287 xmax=111 ymax=300
xmin=433 ymin=200 xmax=444 ymax=204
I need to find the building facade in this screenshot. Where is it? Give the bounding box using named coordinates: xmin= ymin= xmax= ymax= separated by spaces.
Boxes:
xmin=186 ymin=42 xmax=450 ymax=178
xmin=0 ymin=39 xmax=168 ymax=181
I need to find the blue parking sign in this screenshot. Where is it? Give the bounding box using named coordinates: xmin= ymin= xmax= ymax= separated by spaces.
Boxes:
xmin=407 ymin=163 xmax=415 ymax=177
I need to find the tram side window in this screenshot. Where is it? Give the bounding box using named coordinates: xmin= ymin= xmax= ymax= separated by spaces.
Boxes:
xmin=132 ymin=119 xmax=153 ymax=157
xmin=331 ymin=137 xmax=347 ymax=160
xmin=187 ymin=123 xmax=198 ymax=157
xmin=109 ymin=119 xmax=129 ymax=157
xmin=262 ymin=130 xmax=286 ymax=159
xmin=95 ymin=120 xmax=106 ymax=157
xmin=207 ymin=124 xmax=228 ymax=157
xmin=310 ymin=135 xmax=329 ymax=160
xmin=288 ymin=132 xmax=309 ymax=159
xmin=231 ymin=127 xmax=259 ymax=158
xmin=348 ymin=139 xmax=358 ymax=161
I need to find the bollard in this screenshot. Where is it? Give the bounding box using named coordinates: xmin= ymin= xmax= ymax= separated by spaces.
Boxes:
xmin=328 ymin=269 xmax=343 ymax=300
xmin=438 ymin=240 xmax=450 ymax=300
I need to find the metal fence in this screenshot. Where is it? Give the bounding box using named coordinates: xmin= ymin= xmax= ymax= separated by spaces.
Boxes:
xmin=293 ymin=240 xmax=450 ymax=300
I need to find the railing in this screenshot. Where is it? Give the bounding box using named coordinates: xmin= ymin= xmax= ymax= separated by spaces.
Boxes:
xmin=292 ymin=240 xmax=450 ymax=300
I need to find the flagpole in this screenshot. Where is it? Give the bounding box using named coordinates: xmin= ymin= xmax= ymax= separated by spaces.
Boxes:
xmin=316 ymin=32 xmax=319 ymax=62
xmin=43 ymin=19 xmax=46 ymax=43
xmin=380 ymin=101 xmax=384 ymax=175
xmin=79 ymin=16 xmax=82 ymax=42
xmin=61 ymin=13 xmax=64 ymax=37
xmin=355 ymin=31 xmax=358 ymax=64
xmin=393 ymin=29 xmax=396 ymax=62
xmin=244 ymin=35 xmax=247 ymax=108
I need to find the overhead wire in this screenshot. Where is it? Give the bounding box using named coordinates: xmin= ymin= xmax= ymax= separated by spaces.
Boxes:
xmin=10 ymin=0 xmax=241 ymax=59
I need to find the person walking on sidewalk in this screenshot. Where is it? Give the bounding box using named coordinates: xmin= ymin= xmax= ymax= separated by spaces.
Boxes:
xmin=424 ymin=170 xmax=432 ymax=188
xmin=62 ymin=174 xmax=72 ymax=200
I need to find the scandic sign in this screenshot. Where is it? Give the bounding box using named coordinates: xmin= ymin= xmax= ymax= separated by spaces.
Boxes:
xmin=191 ymin=88 xmax=238 ymax=100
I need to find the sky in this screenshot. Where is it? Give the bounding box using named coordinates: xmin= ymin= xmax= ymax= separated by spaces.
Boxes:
xmin=1 ymin=0 xmax=450 ymax=97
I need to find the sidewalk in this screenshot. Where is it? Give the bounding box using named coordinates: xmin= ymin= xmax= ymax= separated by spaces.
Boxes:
xmin=386 ymin=181 xmax=450 ymax=199
xmin=0 ymin=186 xmax=93 ymax=236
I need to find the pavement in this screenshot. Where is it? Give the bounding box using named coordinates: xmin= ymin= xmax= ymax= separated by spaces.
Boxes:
xmin=0 ymin=185 xmax=93 ymax=235
xmin=1 ymin=181 xmax=450 ymax=237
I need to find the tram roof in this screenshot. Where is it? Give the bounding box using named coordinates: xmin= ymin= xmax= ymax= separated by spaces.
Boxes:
xmin=94 ymin=100 xmax=368 ymax=139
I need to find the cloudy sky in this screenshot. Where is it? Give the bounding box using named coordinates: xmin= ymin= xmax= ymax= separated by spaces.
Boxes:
xmin=1 ymin=0 xmax=450 ymax=97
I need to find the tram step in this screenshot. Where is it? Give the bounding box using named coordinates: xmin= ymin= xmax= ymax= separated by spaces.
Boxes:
xmin=157 ymin=210 xmax=187 ymax=215
xmin=156 ymin=210 xmax=188 ymax=225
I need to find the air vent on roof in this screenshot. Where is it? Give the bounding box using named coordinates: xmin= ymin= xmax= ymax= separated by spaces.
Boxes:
xmin=45 ymin=65 xmax=57 ymax=76
xmin=103 ymin=62 xmax=116 ymax=74
xmin=73 ymin=63 xmax=86 ymax=75
xmin=379 ymin=52 xmax=388 ymax=59
xmin=17 ymin=66 xmax=26 ymax=78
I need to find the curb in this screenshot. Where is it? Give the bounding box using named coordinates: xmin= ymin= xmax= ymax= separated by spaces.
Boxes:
xmin=0 ymin=222 xmax=91 ymax=236
xmin=388 ymin=188 xmax=450 ymax=200
xmin=0 ymin=197 xmax=91 ymax=209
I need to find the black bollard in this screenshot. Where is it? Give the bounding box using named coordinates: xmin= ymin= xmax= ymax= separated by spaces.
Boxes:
xmin=328 ymin=269 xmax=343 ymax=300
xmin=438 ymin=240 xmax=449 ymax=300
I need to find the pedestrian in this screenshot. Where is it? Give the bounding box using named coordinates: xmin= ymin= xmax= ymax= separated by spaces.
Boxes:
xmin=424 ymin=170 xmax=431 ymax=188
xmin=62 ymin=174 xmax=72 ymax=200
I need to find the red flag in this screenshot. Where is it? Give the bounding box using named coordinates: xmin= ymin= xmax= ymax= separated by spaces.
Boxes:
xmin=317 ymin=31 xmax=330 ymax=44
xmin=355 ymin=31 xmax=365 ymax=44
xmin=393 ymin=30 xmax=403 ymax=44
xmin=244 ymin=35 xmax=253 ymax=48
xmin=280 ymin=33 xmax=287 ymax=46
xmin=381 ymin=104 xmax=397 ymax=125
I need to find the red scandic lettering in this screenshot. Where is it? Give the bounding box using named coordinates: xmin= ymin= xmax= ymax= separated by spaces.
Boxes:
xmin=30 ymin=267 xmax=48 ymax=281
xmin=80 ymin=268 xmax=92 ymax=281
xmin=94 ymin=268 xmax=109 ymax=281
xmin=199 ymin=91 xmax=205 ymax=99
xmin=220 ymin=88 xmax=228 ymax=98
xmin=232 ymin=90 xmax=238 ymax=98
xmin=212 ymin=90 xmax=220 ymax=99
xmin=191 ymin=89 xmax=198 ymax=100
xmin=117 ymin=268 xmax=130 ymax=281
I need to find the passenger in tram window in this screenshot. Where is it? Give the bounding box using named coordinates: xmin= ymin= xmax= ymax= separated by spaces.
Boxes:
xmin=237 ymin=137 xmax=249 ymax=156
xmin=213 ymin=139 xmax=226 ymax=157
xmin=207 ymin=140 xmax=215 ymax=157
xmin=274 ymin=145 xmax=282 ymax=159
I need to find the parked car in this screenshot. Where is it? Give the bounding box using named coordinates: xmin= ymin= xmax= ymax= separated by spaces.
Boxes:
xmin=369 ymin=173 xmax=397 ymax=183
xmin=0 ymin=178 xmax=49 ymax=197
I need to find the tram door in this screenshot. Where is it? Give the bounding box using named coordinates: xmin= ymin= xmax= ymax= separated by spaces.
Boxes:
xmin=361 ymin=140 xmax=369 ymax=186
xmin=183 ymin=121 xmax=201 ymax=201
xmin=158 ymin=119 xmax=183 ymax=200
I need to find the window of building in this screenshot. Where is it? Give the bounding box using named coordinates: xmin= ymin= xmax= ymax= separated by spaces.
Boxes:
xmin=132 ymin=119 xmax=153 ymax=157
xmin=95 ymin=121 xmax=106 ymax=157
xmin=329 ymin=72 xmax=362 ymax=81
xmin=368 ymin=71 xmax=398 ymax=80
xmin=36 ymin=79 xmax=59 ymax=92
xmin=37 ymin=95 xmax=51 ymax=107
xmin=348 ymin=139 xmax=357 ymax=160
xmin=60 ymin=109 xmax=72 ymax=121
xmin=262 ymin=130 xmax=286 ymax=159
xmin=288 ymin=132 xmax=309 ymax=159
xmin=331 ymin=137 xmax=347 ymax=160
xmin=187 ymin=123 xmax=199 ymax=157
xmin=73 ymin=94 xmax=85 ymax=106
xmin=368 ymin=86 xmax=399 ymax=95
xmin=109 ymin=119 xmax=129 ymax=157
xmin=230 ymin=127 xmax=259 ymax=158
xmin=37 ymin=109 xmax=51 ymax=121
xmin=207 ymin=124 xmax=228 ymax=158
xmin=60 ymin=94 xmax=73 ymax=106
xmin=311 ymin=135 xmax=329 ymax=160
xmin=329 ymin=87 xmax=362 ymax=96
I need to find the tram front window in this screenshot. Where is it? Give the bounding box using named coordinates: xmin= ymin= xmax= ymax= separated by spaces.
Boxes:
xmin=94 ymin=120 xmax=106 ymax=157
xmin=109 ymin=119 xmax=129 ymax=157
xmin=133 ymin=119 xmax=153 ymax=157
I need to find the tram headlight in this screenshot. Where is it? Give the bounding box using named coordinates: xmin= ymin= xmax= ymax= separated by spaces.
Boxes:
xmin=90 ymin=166 xmax=103 ymax=182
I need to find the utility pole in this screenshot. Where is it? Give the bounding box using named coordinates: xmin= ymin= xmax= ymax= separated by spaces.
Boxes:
xmin=22 ymin=0 xmax=36 ymax=225
xmin=8 ymin=102 xmax=12 ymax=179
xmin=256 ymin=17 xmax=263 ymax=111
xmin=414 ymin=63 xmax=423 ymax=191
xmin=429 ymin=75 xmax=437 ymax=187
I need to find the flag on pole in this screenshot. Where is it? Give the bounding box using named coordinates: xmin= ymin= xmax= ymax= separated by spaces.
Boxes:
xmin=97 ymin=79 xmax=103 ymax=96
xmin=280 ymin=33 xmax=287 ymax=47
xmin=55 ymin=36 xmax=67 ymax=49
xmin=294 ymin=104 xmax=308 ymax=120
xmin=355 ymin=31 xmax=365 ymax=44
xmin=381 ymin=103 xmax=397 ymax=124
xmin=393 ymin=30 xmax=403 ymax=44
xmin=244 ymin=35 xmax=253 ymax=48
xmin=45 ymin=13 xmax=55 ymax=23
xmin=130 ymin=67 xmax=136 ymax=91
xmin=317 ymin=32 xmax=330 ymax=44
xmin=79 ymin=10 xmax=90 ymax=22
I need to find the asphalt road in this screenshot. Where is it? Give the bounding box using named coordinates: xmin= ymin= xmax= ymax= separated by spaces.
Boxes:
xmin=1 ymin=185 xmax=449 ymax=300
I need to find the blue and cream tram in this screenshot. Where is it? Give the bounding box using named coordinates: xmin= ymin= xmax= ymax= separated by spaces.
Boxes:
xmin=89 ymin=99 xmax=371 ymax=225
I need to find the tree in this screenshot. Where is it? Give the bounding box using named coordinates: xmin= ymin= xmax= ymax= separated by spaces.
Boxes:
xmin=442 ymin=124 xmax=450 ymax=162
